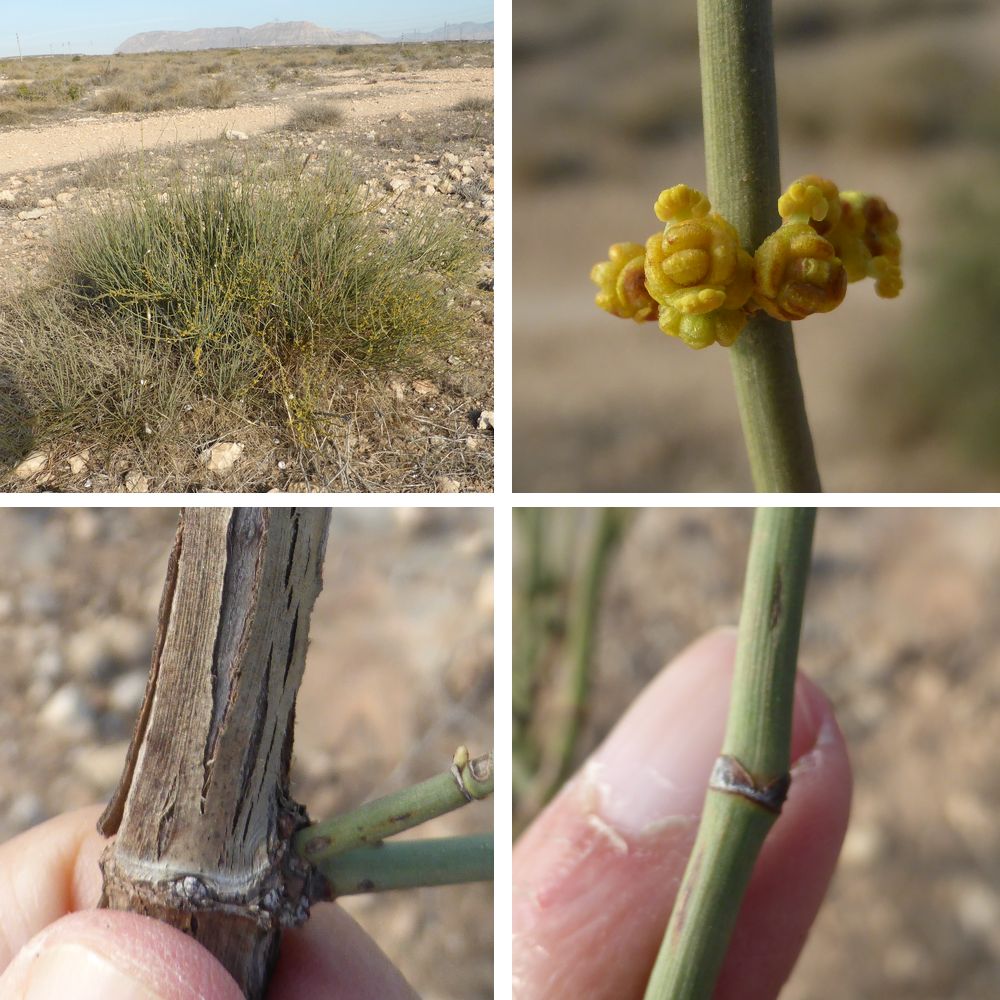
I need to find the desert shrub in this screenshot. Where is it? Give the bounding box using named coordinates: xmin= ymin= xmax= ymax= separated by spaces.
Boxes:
xmin=91 ymin=87 xmax=142 ymax=113
xmin=287 ymin=101 xmax=343 ymax=131
xmin=451 ymin=95 xmax=492 ymax=112
xmin=0 ymin=106 xmax=29 ymax=126
xmin=200 ymin=75 xmax=237 ymax=108
xmin=2 ymin=153 xmax=476 ymax=450
xmin=199 ymin=60 xmax=225 ymax=74
xmin=2 ymin=77 xmax=83 ymax=108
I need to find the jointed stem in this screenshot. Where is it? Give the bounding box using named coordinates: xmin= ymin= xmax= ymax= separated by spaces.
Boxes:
xmin=316 ymin=834 xmax=493 ymax=895
xmin=294 ymin=749 xmax=493 ymax=862
xmin=643 ymin=507 xmax=816 ymax=999
xmin=698 ymin=0 xmax=821 ymax=491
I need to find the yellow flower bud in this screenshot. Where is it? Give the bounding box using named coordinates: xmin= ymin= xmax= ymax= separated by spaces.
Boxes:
xmin=645 ymin=186 xmax=753 ymax=349
xmin=753 ymin=222 xmax=847 ymax=321
xmin=832 ymin=192 xmax=903 ymax=298
xmin=590 ymin=241 xmax=659 ymax=322
xmin=777 ymin=174 xmax=841 ymax=227
xmin=754 ymin=175 xmax=848 ymax=321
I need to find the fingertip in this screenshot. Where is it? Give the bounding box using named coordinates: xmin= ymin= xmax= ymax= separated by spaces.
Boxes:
xmin=270 ymin=903 xmax=418 ymax=1000
xmin=513 ymin=630 xmax=853 ymax=1000
xmin=0 ymin=910 xmax=243 ymax=1000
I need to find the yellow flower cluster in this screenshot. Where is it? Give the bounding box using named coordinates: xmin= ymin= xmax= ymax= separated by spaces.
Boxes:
xmin=589 ymin=241 xmax=658 ymax=322
xmin=591 ymin=176 xmax=902 ymax=349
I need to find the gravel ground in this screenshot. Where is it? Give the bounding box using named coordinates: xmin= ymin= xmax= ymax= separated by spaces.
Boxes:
xmin=517 ymin=508 xmax=1000 ymax=998
xmin=0 ymin=507 xmax=494 ymax=999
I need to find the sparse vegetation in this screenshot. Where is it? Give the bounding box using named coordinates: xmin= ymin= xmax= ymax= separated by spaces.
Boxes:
xmin=0 ymin=41 xmax=493 ymax=492
xmin=0 ymin=41 xmax=492 ymax=130
xmin=287 ymin=100 xmax=344 ymax=131
xmin=452 ymin=95 xmax=492 ymax=112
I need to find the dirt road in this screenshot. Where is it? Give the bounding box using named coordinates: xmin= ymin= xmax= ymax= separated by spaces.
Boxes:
xmin=0 ymin=67 xmax=490 ymax=175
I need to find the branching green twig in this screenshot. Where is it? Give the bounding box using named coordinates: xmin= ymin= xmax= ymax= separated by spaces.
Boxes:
xmin=644 ymin=507 xmax=816 ymax=999
xmin=315 ymin=834 xmax=493 ymax=896
xmin=546 ymin=508 xmax=629 ymax=798
xmin=699 ymin=0 xmax=821 ymax=491
xmin=295 ymin=748 xmax=493 ymax=862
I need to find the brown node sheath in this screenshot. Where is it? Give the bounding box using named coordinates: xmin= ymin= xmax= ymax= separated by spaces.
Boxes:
xmin=98 ymin=507 xmax=330 ymax=1000
xmin=708 ymin=754 xmax=790 ymax=815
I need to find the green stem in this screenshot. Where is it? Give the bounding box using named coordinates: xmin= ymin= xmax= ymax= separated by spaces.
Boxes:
xmin=698 ymin=0 xmax=821 ymax=492
xmin=295 ymin=749 xmax=493 ymax=862
xmin=513 ymin=509 xmax=550 ymax=794
xmin=545 ymin=508 xmax=628 ymax=799
xmin=317 ymin=834 xmax=493 ymax=896
xmin=643 ymin=506 xmax=816 ymax=999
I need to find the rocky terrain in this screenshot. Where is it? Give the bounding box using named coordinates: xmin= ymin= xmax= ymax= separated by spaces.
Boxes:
xmin=0 ymin=53 xmax=494 ymax=492
xmin=0 ymin=507 xmax=493 ymax=999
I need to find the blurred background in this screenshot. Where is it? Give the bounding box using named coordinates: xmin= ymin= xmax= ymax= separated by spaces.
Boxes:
xmin=514 ymin=0 xmax=1000 ymax=490
xmin=0 ymin=507 xmax=493 ymax=1000
xmin=513 ymin=508 xmax=1000 ymax=997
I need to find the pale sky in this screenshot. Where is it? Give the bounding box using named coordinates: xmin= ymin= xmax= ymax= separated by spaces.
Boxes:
xmin=3 ymin=1 xmax=493 ymax=57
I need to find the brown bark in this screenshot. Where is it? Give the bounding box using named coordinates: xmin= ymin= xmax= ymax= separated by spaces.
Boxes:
xmin=98 ymin=507 xmax=330 ymax=999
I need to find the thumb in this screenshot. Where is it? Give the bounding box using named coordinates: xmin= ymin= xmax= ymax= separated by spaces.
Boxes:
xmin=0 ymin=910 xmax=243 ymax=1000
xmin=513 ymin=628 xmax=852 ymax=1000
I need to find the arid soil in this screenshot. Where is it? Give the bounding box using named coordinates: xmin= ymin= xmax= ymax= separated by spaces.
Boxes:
xmin=518 ymin=509 xmax=1000 ymax=998
xmin=0 ymin=508 xmax=494 ymax=999
xmin=0 ymin=59 xmax=494 ymax=493
xmin=0 ymin=67 xmax=491 ymax=174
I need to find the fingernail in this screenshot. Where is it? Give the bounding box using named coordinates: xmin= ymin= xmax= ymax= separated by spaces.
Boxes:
xmin=19 ymin=944 xmax=163 ymax=1000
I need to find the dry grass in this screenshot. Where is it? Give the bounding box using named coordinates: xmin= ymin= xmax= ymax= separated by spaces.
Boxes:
xmin=452 ymin=95 xmax=492 ymax=112
xmin=286 ymin=101 xmax=344 ymax=131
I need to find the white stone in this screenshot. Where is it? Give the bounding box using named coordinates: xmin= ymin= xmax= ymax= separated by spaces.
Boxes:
xmin=124 ymin=470 xmax=149 ymax=492
xmin=13 ymin=451 xmax=47 ymax=478
xmin=55 ymin=191 xmax=76 ymax=205
xmin=397 ymin=111 xmax=415 ymax=123
xmin=224 ymin=128 xmax=248 ymax=141
xmin=436 ymin=476 xmax=461 ymax=493
xmin=17 ymin=207 xmax=54 ymax=220
xmin=67 ymin=450 xmax=90 ymax=475
xmin=109 ymin=670 xmax=149 ymax=715
xmin=39 ymin=683 xmax=95 ymax=739
xmin=387 ymin=176 xmax=411 ymax=193
xmin=477 ymin=410 xmax=494 ymax=432
xmin=0 ymin=190 xmax=15 ymax=206
xmin=199 ymin=441 xmax=244 ymax=472
xmin=37 ymin=196 xmax=55 ymax=207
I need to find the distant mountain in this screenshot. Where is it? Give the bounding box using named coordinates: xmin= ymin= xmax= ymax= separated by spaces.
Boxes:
xmin=398 ymin=21 xmax=493 ymax=42
xmin=115 ymin=21 xmax=382 ymax=54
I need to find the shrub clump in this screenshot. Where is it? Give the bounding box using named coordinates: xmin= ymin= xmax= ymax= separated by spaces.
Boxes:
xmin=287 ymin=101 xmax=344 ymax=131
xmin=2 ymin=153 xmax=476 ymax=451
